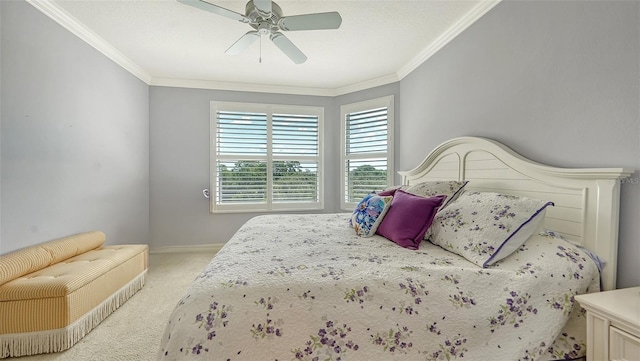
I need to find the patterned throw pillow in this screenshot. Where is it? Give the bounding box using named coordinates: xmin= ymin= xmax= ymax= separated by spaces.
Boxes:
xmin=429 ymin=191 xmax=554 ymax=267
xmin=376 ymin=190 xmax=447 ymax=249
xmin=350 ymin=193 xmax=394 ymax=237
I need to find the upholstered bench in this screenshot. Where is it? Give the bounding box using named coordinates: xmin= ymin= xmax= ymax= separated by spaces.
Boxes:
xmin=0 ymin=231 xmax=148 ymax=358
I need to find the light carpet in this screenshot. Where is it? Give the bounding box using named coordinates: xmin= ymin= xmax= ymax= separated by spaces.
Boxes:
xmin=14 ymin=251 xmax=217 ymax=361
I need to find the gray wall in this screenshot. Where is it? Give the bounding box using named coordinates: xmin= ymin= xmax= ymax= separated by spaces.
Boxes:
xmin=399 ymin=0 xmax=640 ymax=288
xmin=0 ymin=1 xmax=149 ymax=253
xmin=148 ymin=83 xmax=400 ymax=249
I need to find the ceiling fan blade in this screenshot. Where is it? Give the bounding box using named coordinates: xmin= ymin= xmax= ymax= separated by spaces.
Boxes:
xmin=253 ymin=0 xmax=272 ymax=18
xmin=270 ymin=32 xmax=307 ymax=64
xmin=177 ymin=0 xmax=249 ymax=23
xmin=225 ymin=31 xmax=259 ymax=55
xmin=278 ymin=12 xmax=342 ymax=31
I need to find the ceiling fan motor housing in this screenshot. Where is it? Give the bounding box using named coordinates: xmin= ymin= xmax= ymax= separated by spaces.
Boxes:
xmin=246 ymin=1 xmax=283 ymax=35
xmin=246 ymin=1 xmax=283 ymax=24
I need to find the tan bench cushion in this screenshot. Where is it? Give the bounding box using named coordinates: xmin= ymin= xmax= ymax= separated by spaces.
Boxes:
xmin=0 ymin=245 xmax=147 ymax=301
xmin=0 ymin=231 xmax=105 ymax=286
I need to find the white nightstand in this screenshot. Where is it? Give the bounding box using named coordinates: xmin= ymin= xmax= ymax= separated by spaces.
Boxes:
xmin=575 ymin=287 xmax=640 ymax=361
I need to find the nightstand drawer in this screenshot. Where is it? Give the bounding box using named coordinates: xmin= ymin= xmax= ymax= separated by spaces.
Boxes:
xmin=610 ymin=326 xmax=640 ymax=361
xmin=575 ymin=287 xmax=640 ymax=361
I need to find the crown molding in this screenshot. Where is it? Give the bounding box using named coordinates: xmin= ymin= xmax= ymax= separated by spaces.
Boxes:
xmin=396 ymin=0 xmax=502 ymax=80
xmin=150 ymin=72 xmax=400 ymax=97
xmin=26 ymin=0 xmax=152 ymax=84
xmin=151 ymin=72 xmax=401 ymax=97
xmin=334 ymin=73 xmax=400 ymax=96
xmin=149 ymin=77 xmax=339 ymax=97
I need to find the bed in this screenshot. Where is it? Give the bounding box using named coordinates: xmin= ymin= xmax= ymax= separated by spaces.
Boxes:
xmin=157 ymin=137 xmax=632 ymax=361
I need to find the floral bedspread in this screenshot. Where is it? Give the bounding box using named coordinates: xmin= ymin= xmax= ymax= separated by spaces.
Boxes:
xmin=157 ymin=213 xmax=600 ymax=361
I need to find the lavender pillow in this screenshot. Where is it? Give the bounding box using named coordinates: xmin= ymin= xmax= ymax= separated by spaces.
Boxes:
xmin=376 ymin=190 xmax=446 ymax=250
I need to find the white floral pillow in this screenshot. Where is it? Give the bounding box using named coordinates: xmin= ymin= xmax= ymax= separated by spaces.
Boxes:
xmin=350 ymin=193 xmax=394 ymax=237
xmin=381 ymin=180 xmax=468 ymax=210
xmin=429 ymin=191 xmax=554 ymax=267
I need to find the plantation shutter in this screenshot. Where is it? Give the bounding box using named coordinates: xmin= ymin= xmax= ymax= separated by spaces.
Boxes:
xmin=215 ymin=110 xmax=268 ymax=204
xmin=345 ymin=106 xmax=389 ymax=203
xmin=272 ymin=113 xmax=319 ymax=203
xmin=211 ymin=102 xmax=323 ymax=212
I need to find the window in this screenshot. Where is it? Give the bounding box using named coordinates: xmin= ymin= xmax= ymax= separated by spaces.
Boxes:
xmin=340 ymin=95 xmax=394 ymax=210
xmin=211 ymin=102 xmax=323 ymax=213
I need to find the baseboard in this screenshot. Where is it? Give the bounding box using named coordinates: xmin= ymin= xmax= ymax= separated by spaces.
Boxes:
xmin=149 ymin=244 xmax=224 ymax=254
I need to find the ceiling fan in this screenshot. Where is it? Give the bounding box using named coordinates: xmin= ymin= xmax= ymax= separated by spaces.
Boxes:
xmin=178 ymin=0 xmax=342 ymax=64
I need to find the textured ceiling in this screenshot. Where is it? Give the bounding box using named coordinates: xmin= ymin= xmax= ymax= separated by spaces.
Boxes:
xmin=39 ymin=0 xmax=500 ymax=95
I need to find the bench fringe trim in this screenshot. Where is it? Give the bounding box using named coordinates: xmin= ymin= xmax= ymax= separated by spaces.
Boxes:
xmin=0 ymin=270 xmax=147 ymax=358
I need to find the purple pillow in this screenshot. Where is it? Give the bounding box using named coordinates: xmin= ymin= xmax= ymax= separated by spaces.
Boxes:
xmin=376 ymin=190 xmax=446 ymax=250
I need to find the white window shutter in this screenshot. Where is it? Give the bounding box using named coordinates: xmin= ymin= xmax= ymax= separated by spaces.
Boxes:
xmin=340 ymin=96 xmax=394 ymax=210
xmin=211 ymin=102 xmax=323 ymax=212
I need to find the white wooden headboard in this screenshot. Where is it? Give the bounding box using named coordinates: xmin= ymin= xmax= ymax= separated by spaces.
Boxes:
xmin=399 ymin=137 xmax=632 ymax=291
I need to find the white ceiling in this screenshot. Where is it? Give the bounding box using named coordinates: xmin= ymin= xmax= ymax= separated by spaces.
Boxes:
xmin=32 ymin=0 xmax=500 ymax=96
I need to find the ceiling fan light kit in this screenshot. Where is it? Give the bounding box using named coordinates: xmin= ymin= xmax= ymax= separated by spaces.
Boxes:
xmin=178 ymin=0 xmax=342 ymax=64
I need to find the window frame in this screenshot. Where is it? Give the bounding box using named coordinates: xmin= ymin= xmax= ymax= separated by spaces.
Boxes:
xmin=210 ymin=101 xmax=324 ymax=213
xmin=340 ymin=95 xmax=395 ymax=211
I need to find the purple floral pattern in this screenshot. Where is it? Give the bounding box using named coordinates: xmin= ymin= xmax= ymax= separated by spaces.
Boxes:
xmin=371 ymin=325 xmax=414 ymax=353
xmin=158 ymin=214 xmax=599 ymax=361
xmin=426 ymin=322 xmax=468 ymax=360
xmin=344 ymin=286 xmax=369 ymax=306
xmin=546 ymin=332 xmax=586 ymax=360
xmin=489 ymin=290 xmax=538 ymax=332
xmin=292 ymin=320 xmax=359 ymax=360
xmin=548 ymin=293 xmax=576 ymax=316
xmin=430 ymin=191 xmax=553 ymax=267
xmin=191 ymin=301 xmax=230 ymax=353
